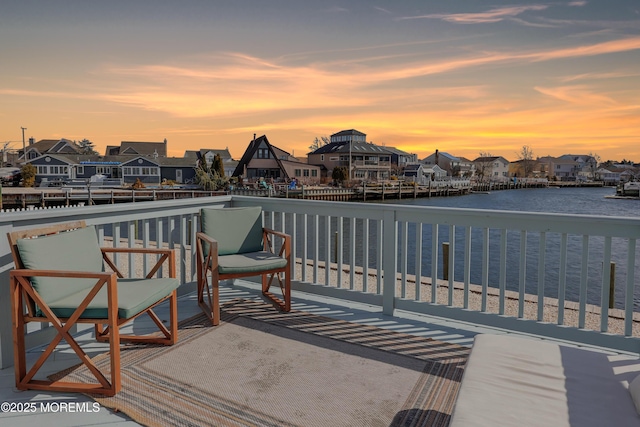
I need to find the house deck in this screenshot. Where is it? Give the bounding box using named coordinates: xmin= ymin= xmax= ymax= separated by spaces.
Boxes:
xmin=0 ymin=279 xmax=627 ymax=427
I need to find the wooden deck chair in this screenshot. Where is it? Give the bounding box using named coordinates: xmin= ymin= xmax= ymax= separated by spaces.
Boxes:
xmin=7 ymin=221 xmax=180 ymax=396
xmin=196 ymin=206 xmax=291 ymax=325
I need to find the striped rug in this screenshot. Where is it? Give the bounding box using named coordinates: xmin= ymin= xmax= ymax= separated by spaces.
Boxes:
xmin=52 ymin=299 xmax=469 ymax=427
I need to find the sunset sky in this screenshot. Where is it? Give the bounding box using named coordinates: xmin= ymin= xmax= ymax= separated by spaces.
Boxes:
xmin=1 ymin=1 xmax=639 ymax=162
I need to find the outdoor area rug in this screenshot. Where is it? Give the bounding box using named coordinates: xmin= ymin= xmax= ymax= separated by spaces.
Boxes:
xmin=51 ymin=299 xmax=470 ymax=427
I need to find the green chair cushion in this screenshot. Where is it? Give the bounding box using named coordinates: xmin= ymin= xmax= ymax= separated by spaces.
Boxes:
xmin=218 ymin=251 xmax=288 ymax=275
xmin=200 ymin=207 xmax=263 ymax=256
xmin=16 ymin=226 xmax=104 ymax=304
xmin=46 ymin=277 xmax=180 ymax=319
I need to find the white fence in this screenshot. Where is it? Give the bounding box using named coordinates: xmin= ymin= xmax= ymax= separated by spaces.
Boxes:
xmin=1 ymin=195 xmax=639 ymax=369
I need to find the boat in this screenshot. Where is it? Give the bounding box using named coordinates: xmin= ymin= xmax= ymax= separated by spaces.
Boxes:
xmin=616 ymin=181 xmax=640 ymax=197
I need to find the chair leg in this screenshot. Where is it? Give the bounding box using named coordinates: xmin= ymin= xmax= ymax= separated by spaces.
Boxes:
xmin=262 ymin=270 xmax=291 ymax=312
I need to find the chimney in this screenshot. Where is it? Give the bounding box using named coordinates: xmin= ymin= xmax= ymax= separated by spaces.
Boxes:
xmin=163 ymin=138 xmax=167 ymax=157
xmin=435 ymin=149 xmax=439 ymax=166
xmin=29 ymin=137 xmax=35 ymax=146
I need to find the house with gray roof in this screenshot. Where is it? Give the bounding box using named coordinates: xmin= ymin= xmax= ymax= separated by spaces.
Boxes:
xmin=307 ymin=129 xmax=393 ymax=181
xmin=233 ymin=135 xmax=320 ymax=184
xmin=106 ymin=140 xmax=168 ymax=157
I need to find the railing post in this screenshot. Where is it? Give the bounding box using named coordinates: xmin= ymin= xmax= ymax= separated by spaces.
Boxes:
xmin=382 ymin=209 xmax=397 ymax=315
xmin=442 ymin=242 xmax=449 ymax=280
xmin=609 ymin=262 xmax=616 ymax=309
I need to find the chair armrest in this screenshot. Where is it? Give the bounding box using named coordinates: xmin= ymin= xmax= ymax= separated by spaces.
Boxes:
xmin=263 ymin=228 xmax=290 ymax=240
xmin=101 ymin=247 xmax=174 ymax=256
xmin=10 ymin=269 xmax=115 ymax=280
xmin=263 ymin=228 xmax=291 ymax=256
xmin=196 ymin=232 xmax=217 ymax=246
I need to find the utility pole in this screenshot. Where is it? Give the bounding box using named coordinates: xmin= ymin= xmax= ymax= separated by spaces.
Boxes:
xmin=21 ymin=127 xmax=27 ymax=162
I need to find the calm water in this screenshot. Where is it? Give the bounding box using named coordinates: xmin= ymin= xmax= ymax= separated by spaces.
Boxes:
xmin=372 ymin=186 xmax=640 ymax=308
xmin=378 ymin=186 xmax=640 ymax=218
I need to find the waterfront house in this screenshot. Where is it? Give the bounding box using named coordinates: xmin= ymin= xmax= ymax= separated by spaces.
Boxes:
xmin=21 ymin=138 xmax=82 ymax=161
xmin=381 ymin=146 xmax=417 ymax=176
xmin=421 ymin=150 xmax=463 ymax=176
xmin=403 ymin=163 xmax=427 ymax=184
xmin=233 ymin=135 xmax=320 ymax=185
xmin=472 ymin=155 xmax=510 ymax=182
xmin=307 ymin=129 xmax=392 ymax=182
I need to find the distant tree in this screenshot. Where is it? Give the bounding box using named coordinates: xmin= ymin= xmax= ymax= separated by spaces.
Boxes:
xmin=332 ymin=166 xmax=348 ymax=184
xmin=195 ymin=156 xmax=228 ymax=191
xmin=309 ymin=136 xmax=330 ymax=152
xmin=212 ymin=153 xmax=225 ymax=178
xmin=588 ymin=152 xmax=602 ymax=181
xmin=475 ymin=151 xmax=494 ymax=183
xmin=20 ymin=163 xmax=36 ymax=187
xmin=517 ymin=145 xmax=535 ymax=177
xmin=77 ymin=139 xmax=99 ymax=155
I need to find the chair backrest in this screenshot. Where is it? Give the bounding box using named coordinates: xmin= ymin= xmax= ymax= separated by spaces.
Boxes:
xmin=8 ymin=221 xmax=104 ymax=305
xmin=200 ymin=207 xmax=263 ymax=255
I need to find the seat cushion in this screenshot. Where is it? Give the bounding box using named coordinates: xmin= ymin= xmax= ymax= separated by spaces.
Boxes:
xmin=16 ymin=226 xmax=104 ymax=304
xmin=218 ymin=251 xmax=287 ymax=275
xmin=200 ymin=207 xmax=263 ymax=256
xmin=46 ymin=277 xmax=180 ymax=319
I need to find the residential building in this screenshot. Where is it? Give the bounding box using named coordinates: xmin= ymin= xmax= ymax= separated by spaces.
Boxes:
xmin=421 ymin=150 xmax=460 ymax=176
xmin=22 ymin=138 xmax=82 ymax=161
xmin=233 ymin=135 xmax=320 ymax=184
xmin=382 ymin=146 xmax=418 ymax=175
xmin=307 ymin=129 xmax=392 ymax=181
xmin=472 ymin=156 xmax=510 ymax=182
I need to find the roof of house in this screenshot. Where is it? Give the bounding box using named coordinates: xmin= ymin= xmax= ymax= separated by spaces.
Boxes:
xmin=330 ymin=129 xmax=366 ymax=137
xmin=26 ymin=139 xmax=82 ymax=155
xmin=232 ymin=135 xmax=295 ymax=178
xmin=184 ymin=148 xmax=233 ymax=161
xmin=310 ymin=141 xmax=391 ymax=155
xmin=109 ymin=141 xmax=167 ymax=157
xmin=473 ymin=156 xmax=509 ymax=164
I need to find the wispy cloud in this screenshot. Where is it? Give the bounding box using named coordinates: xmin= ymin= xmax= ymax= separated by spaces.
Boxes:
xmin=534 ymin=85 xmax=618 ymax=105
xmin=398 ymin=5 xmax=548 ymax=24
xmin=568 ymin=1 xmax=587 ymax=6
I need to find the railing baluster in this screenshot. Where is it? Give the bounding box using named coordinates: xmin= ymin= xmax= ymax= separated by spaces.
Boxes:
xmin=113 ymin=222 xmax=121 ymax=266
xmin=558 ymin=233 xmax=568 ymax=325
xmin=464 ymin=226 xmax=471 ymax=309
xmin=448 ymin=225 xmax=455 ymax=306
xmin=363 ymin=218 xmax=369 ymax=293
xmin=600 ymin=236 xmax=613 ymax=332
xmin=537 ymin=232 xmax=546 ymax=322
xmin=337 ymin=216 xmax=343 ymax=288
xmin=415 ymin=222 xmax=423 ymax=301
xmin=291 ymin=213 xmax=297 ymax=280
xmin=376 ymin=219 xmax=383 ymax=295
xmin=301 ymin=213 xmax=308 ymax=283
xmin=431 ymin=224 xmax=439 ymax=304
xmin=579 ymin=235 xmax=589 ymax=329
xmin=156 ymin=217 xmax=164 ymax=278
xmin=350 ymin=216 xmax=356 ymax=291
xmin=400 ymin=221 xmax=408 ymax=298
xmin=313 ymin=214 xmax=319 ymax=283
xmin=325 ymin=215 xmax=331 ymax=286
xmin=180 ymin=215 xmax=188 ymax=285
xmin=128 ymin=221 xmax=135 ymax=277
xmin=143 ymin=218 xmax=150 ymax=276
xmin=518 ymin=230 xmax=527 ymax=318
xmin=481 ymin=227 xmax=489 ymax=312
xmin=499 ymin=229 xmax=507 ymax=315
xmin=625 ymin=238 xmax=637 ymax=336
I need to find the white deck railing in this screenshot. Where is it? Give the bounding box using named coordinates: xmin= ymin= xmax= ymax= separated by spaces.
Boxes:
xmin=1 ymin=195 xmax=639 ymax=368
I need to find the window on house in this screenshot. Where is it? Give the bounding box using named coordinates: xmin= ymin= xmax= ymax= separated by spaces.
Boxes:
xmin=321 ymin=154 xmax=324 ymax=161
xmin=303 ymin=169 xmax=309 ymax=177
xmin=257 ymin=148 xmax=269 ymax=159
xmin=77 ymin=166 xmax=84 ymax=175
xmin=311 ymin=170 xmax=317 ymax=177
xmin=295 ymin=169 xmax=301 ymax=177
